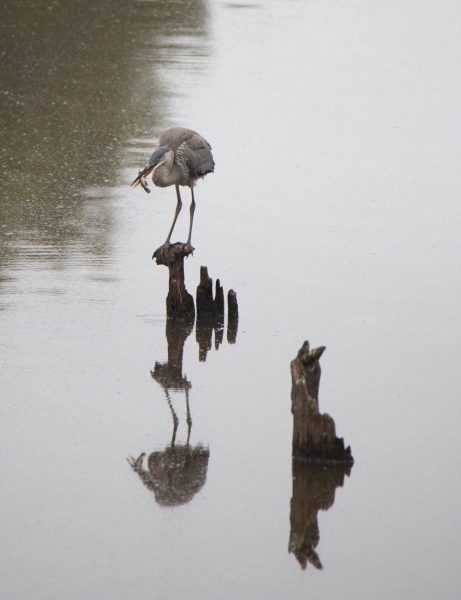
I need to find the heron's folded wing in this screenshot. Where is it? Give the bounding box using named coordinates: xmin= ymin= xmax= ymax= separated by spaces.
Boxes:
xmin=184 ymin=134 xmax=215 ymax=178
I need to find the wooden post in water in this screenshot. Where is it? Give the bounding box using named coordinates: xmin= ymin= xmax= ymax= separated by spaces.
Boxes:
xmin=153 ymin=243 xmax=195 ymax=323
xmin=195 ymin=266 xmax=238 ymax=359
xmin=196 ymin=266 xmax=225 ymax=321
xmin=290 ymin=341 xmax=353 ymax=464
xmin=227 ymin=289 xmax=238 ymax=344
xmin=153 ymin=246 xmax=239 ymax=350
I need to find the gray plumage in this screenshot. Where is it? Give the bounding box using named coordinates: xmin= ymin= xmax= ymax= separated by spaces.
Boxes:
xmin=131 ymin=127 xmax=214 ymax=247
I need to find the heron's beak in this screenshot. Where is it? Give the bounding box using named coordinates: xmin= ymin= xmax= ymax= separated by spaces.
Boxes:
xmin=131 ymin=167 xmax=152 ymax=193
xmin=131 ymin=147 xmax=168 ymax=194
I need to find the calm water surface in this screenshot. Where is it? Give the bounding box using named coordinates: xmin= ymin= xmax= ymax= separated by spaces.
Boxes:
xmin=1 ymin=1 xmax=461 ymax=598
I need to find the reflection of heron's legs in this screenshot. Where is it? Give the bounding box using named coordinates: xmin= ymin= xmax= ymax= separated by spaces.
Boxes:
xmin=186 ymin=186 xmax=196 ymax=247
xmin=185 ymin=387 xmax=192 ymax=445
xmin=165 ymin=389 xmax=179 ymax=446
xmin=165 ymin=185 xmax=183 ymax=243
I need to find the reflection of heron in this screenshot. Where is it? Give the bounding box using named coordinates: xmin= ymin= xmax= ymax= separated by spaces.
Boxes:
xmin=128 ymin=375 xmax=209 ymax=507
xmin=131 ymin=127 xmax=215 ymax=249
xmin=127 ymin=375 xmax=210 ymax=507
xmin=151 ymin=361 xmax=193 ymax=446
xmin=128 ymin=319 xmax=210 ymax=506
xmin=151 ymin=319 xmax=194 ymax=444
xmin=128 ymin=446 xmax=209 ymax=507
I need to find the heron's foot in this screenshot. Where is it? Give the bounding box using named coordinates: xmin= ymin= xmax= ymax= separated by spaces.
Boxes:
xmin=183 ymin=243 xmax=195 ymax=256
xmin=152 ymin=241 xmax=194 ymax=265
xmin=152 ymin=242 xmax=171 ymax=264
xmin=127 ymin=452 xmax=146 ymax=472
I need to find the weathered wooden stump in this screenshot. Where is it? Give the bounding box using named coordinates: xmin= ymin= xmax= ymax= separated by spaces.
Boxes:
xmin=227 ymin=289 xmax=238 ymax=323
xmin=196 ymin=266 xmax=225 ymax=321
xmin=215 ymin=279 xmax=224 ymax=321
xmin=290 ymin=341 xmax=353 ymax=464
xmin=153 ymin=242 xmax=195 ymax=323
xmin=195 ymin=267 xmax=238 ymax=360
xmin=153 ymin=245 xmax=239 ymax=352
xmin=227 ymin=289 xmax=239 ymax=344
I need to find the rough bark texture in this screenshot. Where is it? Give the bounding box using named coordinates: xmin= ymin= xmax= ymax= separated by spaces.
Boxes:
xmin=196 ymin=266 xmax=226 ymax=319
xmin=153 ymin=242 xmax=195 ymax=323
xmin=215 ymin=279 xmax=224 ymax=321
xmin=227 ymin=289 xmax=238 ymax=344
xmin=290 ymin=341 xmax=353 ymax=464
xmin=227 ymin=289 xmax=238 ymax=323
xmin=288 ymin=461 xmax=351 ymax=569
xmin=153 ymin=250 xmax=239 ymax=350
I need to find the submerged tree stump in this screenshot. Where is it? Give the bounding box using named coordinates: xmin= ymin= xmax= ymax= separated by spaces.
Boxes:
xmin=290 ymin=341 xmax=353 ymax=464
xmin=153 ymin=242 xmax=195 ymax=323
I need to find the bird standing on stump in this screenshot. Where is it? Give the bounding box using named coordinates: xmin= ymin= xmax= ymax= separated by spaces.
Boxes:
xmin=131 ymin=127 xmax=215 ymax=255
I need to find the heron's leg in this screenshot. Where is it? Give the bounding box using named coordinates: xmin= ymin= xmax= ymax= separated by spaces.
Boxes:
xmin=186 ymin=186 xmax=196 ymax=246
xmin=165 ymin=185 xmax=182 ymax=243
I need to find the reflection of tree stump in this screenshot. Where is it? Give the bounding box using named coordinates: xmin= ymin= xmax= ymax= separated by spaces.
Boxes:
xmin=152 ymin=319 xmax=193 ymax=391
xmin=289 ymin=461 xmax=351 ymax=569
xmin=291 ymin=341 xmax=353 ymax=464
xmin=153 ymin=242 xmax=195 ymax=323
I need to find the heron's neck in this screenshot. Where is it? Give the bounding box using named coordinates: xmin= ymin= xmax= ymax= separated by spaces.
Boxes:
xmin=152 ymin=151 xmax=176 ymax=187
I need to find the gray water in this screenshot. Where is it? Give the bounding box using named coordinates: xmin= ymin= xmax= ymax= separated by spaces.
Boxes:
xmin=1 ymin=1 xmax=461 ymax=598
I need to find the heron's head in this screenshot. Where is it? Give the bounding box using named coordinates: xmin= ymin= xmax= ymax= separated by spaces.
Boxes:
xmin=147 ymin=146 xmax=171 ymax=172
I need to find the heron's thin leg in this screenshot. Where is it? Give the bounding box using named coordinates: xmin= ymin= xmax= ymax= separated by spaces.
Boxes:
xmin=186 ymin=186 xmax=196 ymax=246
xmin=165 ymin=185 xmax=182 ymax=243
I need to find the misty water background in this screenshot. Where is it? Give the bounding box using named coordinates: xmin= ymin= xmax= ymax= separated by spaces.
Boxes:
xmin=1 ymin=1 xmax=461 ymax=598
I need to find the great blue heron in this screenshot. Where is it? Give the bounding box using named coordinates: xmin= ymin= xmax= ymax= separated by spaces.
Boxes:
xmin=131 ymin=127 xmax=215 ymax=250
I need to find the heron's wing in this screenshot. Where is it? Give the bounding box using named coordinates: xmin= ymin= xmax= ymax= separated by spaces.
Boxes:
xmin=158 ymin=128 xmax=215 ymax=179
xmin=183 ymin=133 xmax=215 ymax=179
